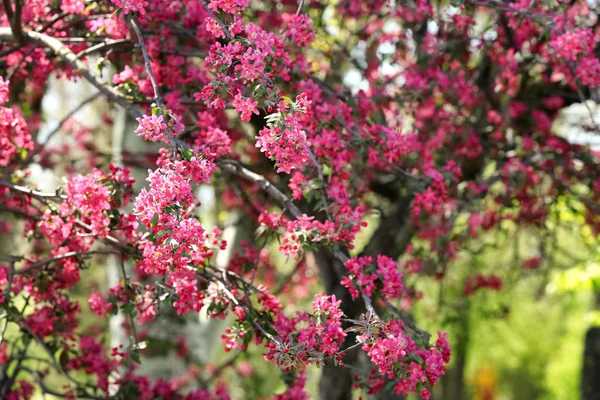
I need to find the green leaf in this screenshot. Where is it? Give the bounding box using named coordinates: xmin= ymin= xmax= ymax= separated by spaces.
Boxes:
xmin=150 ymin=213 xmax=159 ymax=227
xmin=384 ymin=380 xmax=396 ymax=392
xmin=130 ymin=349 xmax=141 ymax=364
xmin=179 ymin=147 xmax=195 ymax=161
xmin=59 ymin=349 xmax=69 ymax=368
xmin=304 ymin=190 xmax=314 ymax=202
xmin=155 ymin=230 xmax=168 ymax=237
xmin=95 ymin=57 xmax=106 ymax=74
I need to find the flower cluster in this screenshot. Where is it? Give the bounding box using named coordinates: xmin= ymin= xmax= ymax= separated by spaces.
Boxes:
xmin=232 ymin=90 xmax=259 ymax=122
xmin=265 ymin=293 xmax=346 ymax=369
xmin=0 ymin=79 xmax=33 ymax=167
xmin=341 ymin=255 xmax=406 ymax=301
xmin=135 ymin=157 xmax=216 ymax=273
xmin=463 ymin=274 xmax=502 ymax=296
xmin=135 ymin=111 xmax=185 ymax=144
xmin=208 ymin=0 xmax=250 ymax=14
xmin=110 ymin=0 xmax=148 ymax=15
xmin=256 ymin=94 xmax=312 ymax=174
xmin=358 ymin=320 xmax=450 ymax=399
xmin=285 ymin=14 xmax=316 ymax=47
xmin=7 ymin=0 xmax=600 ymax=398
xmin=65 ymin=169 xmax=112 ymax=237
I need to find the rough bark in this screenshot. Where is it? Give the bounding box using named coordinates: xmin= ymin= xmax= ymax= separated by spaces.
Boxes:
xmin=582 ymin=327 xmax=600 ymax=400
xmin=581 ymin=292 xmax=600 ymax=400
xmin=440 ymin=302 xmax=470 ymax=400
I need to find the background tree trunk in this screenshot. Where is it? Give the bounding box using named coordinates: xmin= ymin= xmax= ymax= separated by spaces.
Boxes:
xmin=440 ymin=302 xmax=470 ymax=400
xmin=581 ymin=292 xmax=600 ymax=400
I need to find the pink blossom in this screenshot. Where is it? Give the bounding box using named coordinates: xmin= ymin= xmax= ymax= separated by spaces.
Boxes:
xmin=88 ymin=292 xmax=112 ymax=316
xmin=208 ymin=0 xmax=250 ymax=14
xmin=65 ymin=170 xmax=112 ymax=237
xmin=135 ymin=114 xmax=168 ymax=143
xmin=577 ymin=57 xmax=600 ymax=87
xmin=549 ymin=28 xmax=596 ymax=61
xmin=110 ymin=0 xmax=148 ymax=15
xmin=256 ymin=125 xmax=310 ymax=174
xmin=0 ymin=76 xmax=8 ymax=105
xmin=0 ymin=105 xmax=33 ymax=167
xmin=285 ymin=14 xmax=316 ymax=47
xmin=25 ymin=307 xmax=57 ymax=338
xmin=113 ymin=65 xmax=137 ymax=85
xmin=60 ymin=0 xmax=85 ymax=14
xmin=232 ymin=91 xmax=259 ymax=122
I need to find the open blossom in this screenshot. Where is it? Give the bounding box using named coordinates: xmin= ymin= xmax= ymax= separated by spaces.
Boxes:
xmin=376 ymin=255 xmax=405 ymax=301
xmin=256 ymin=97 xmax=313 ymax=174
xmin=412 ymin=187 xmax=443 ymax=217
xmin=25 ymin=307 xmax=57 ymax=338
xmin=548 ymin=28 xmax=596 ymax=61
xmin=88 ymin=292 xmax=112 ymax=316
xmin=9 ymin=0 xmax=600 ymax=398
xmin=110 ymin=0 xmax=148 ymax=15
xmin=135 ymin=158 xmax=214 ymax=229
xmin=112 ymin=65 xmax=137 ymax=85
xmin=266 ymin=293 xmax=346 ymax=369
xmin=256 ymin=125 xmax=310 ymax=173
xmin=39 ymin=212 xmax=74 ymax=245
xmin=0 ymin=105 xmax=34 ymax=167
xmin=205 ymin=17 xmax=226 ymax=38
xmin=204 ymin=23 xmax=291 ymax=84
xmin=232 ymin=91 xmax=259 ymax=122
xmin=208 ymin=0 xmax=250 ymax=14
xmin=135 ymin=114 xmax=168 ymax=142
xmin=60 ymin=0 xmax=86 ymax=14
xmin=168 ymin=269 xmax=205 ymax=314
xmin=341 ymin=256 xmax=405 ymax=301
xmin=0 ymin=76 xmax=8 ymax=104
xmin=167 ymin=112 xmax=186 ymax=136
xmin=65 ymin=170 xmax=112 ymax=237
xmin=194 ymin=125 xmax=232 ymax=158
xmin=577 ymin=56 xmax=600 ymax=87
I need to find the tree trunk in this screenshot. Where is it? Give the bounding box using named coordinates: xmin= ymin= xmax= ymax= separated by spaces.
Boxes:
xmin=440 ymin=302 xmax=469 ymax=400
xmin=581 ymin=327 xmax=600 ymax=400
xmin=581 ymin=292 xmax=600 ymax=400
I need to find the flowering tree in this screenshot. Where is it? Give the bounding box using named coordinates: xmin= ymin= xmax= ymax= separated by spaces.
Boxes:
xmin=0 ymin=0 xmax=599 ymax=399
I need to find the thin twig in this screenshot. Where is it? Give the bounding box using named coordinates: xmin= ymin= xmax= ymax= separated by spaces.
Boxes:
xmin=129 ymin=18 xmax=164 ymax=109
xmin=296 ymin=0 xmax=307 ymax=15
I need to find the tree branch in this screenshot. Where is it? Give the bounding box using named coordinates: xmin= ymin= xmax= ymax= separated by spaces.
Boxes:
xmin=217 ymin=160 xmax=303 ymax=218
xmin=129 ymin=18 xmax=164 ymax=109
xmin=0 ymin=27 xmax=142 ymax=119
